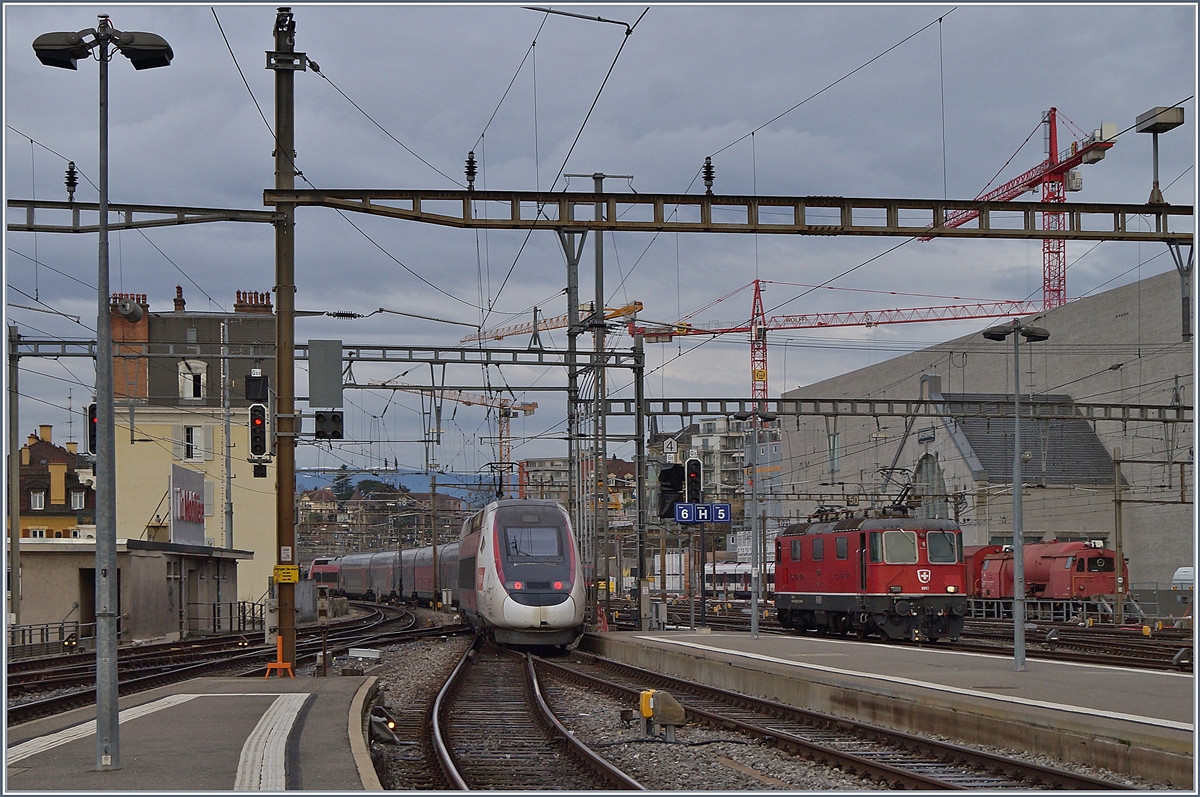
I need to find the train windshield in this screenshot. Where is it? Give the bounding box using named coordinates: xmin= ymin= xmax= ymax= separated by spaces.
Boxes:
xmin=1087 ymin=556 xmax=1115 ymax=572
xmin=505 ymin=527 xmax=563 ymax=559
xmin=926 ymin=531 xmax=958 ymax=564
xmin=882 ymin=531 xmax=919 ymax=564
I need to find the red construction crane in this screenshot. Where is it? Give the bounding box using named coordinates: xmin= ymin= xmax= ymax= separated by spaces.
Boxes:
xmin=630 ymin=280 xmax=1040 ymax=399
xmin=920 ymin=107 xmax=1115 ymax=309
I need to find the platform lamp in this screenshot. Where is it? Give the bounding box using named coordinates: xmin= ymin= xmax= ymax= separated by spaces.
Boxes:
xmin=982 ymin=320 xmax=1049 ymax=672
xmin=33 ymin=15 xmax=173 ymax=772
xmin=733 ymin=409 xmax=777 ymax=639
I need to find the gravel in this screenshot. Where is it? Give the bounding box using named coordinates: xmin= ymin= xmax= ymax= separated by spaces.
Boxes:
xmin=357 ymin=613 xmax=1176 ymax=790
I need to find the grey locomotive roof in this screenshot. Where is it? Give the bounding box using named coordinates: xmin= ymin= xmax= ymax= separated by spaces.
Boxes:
xmin=942 ymin=392 xmax=1116 ymax=486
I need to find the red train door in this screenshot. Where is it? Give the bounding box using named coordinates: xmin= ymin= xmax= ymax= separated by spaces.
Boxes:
xmin=858 ymin=532 xmax=867 ymax=590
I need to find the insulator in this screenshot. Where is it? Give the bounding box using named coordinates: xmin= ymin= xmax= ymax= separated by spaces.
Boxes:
xmin=702 ymin=156 xmax=714 ymax=195
xmin=465 ymin=151 xmax=477 ymax=190
xmin=326 ymin=311 xmax=362 ymax=319
xmin=65 ymin=161 xmax=78 ymax=202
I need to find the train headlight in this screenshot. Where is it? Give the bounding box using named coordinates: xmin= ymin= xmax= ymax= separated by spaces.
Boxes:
xmin=889 ymin=585 xmax=902 ymax=593
xmin=945 ymin=585 xmax=958 ymax=593
xmin=554 ymin=581 xmax=563 ymax=590
xmin=512 ymin=581 xmax=523 ymax=590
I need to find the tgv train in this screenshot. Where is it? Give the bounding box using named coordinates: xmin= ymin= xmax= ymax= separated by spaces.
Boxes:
xmin=328 ymin=499 xmax=585 ymax=645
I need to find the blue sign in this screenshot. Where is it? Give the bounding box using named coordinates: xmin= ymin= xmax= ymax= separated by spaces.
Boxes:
xmin=674 ymin=502 xmax=734 ymax=524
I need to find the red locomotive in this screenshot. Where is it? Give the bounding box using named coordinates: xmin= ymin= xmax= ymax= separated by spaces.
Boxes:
xmin=774 ymin=515 xmax=968 ymax=642
xmin=972 ymin=539 xmax=1126 ymax=600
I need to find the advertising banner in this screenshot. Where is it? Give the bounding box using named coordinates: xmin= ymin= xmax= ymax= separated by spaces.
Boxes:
xmin=170 ymin=464 xmax=207 ymax=546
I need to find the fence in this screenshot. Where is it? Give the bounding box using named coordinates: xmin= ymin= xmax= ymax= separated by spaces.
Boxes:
xmin=7 ymin=620 xmax=104 ymax=659
xmin=185 ymin=601 xmax=265 ymax=635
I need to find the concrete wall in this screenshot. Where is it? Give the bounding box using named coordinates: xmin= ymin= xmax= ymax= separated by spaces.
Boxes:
xmin=114 ymin=405 xmax=273 ymax=601
xmin=781 ymin=271 xmax=1192 ymax=586
xmin=14 ymin=539 xmax=246 ymax=642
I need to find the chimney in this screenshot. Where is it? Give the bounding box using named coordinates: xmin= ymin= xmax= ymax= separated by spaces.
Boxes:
xmin=27 ymin=434 xmax=38 ymax=448
xmin=38 ymin=424 xmax=52 ymax=443
xmin=66 ymin=442 xmax=78 ymax=454
xmin=174 ymin=285 xmax=186 ymax=312
xmin=21 ymin=446 xmax=30 ymax=466
xmin=233 ymin=289 xmax=274 ymax=314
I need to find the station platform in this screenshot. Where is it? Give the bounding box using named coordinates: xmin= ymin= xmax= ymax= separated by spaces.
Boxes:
xmin=582 ymin=629 xmax=1195 ymax=788
xmin=6 ymin=674 xmax=380 ymax=792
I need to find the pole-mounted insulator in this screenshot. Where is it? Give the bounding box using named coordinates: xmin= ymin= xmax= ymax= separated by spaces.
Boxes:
xmin=465 ymin=151 xmax=477 ymax=191
xmin=65 ymin=161 xmax=78 ymax=203
xmin=703 ymin=156 xmax=715 ymax=195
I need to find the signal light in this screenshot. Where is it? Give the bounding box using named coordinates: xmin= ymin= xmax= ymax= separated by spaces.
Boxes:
xmin=657 ymin=463 xmax=685 ymax=518
xmin=513 ymin=581 xmax=523 ymax=590
xmin=685 ymin=458 xmax=703 ymax=504
xmin=314 ymin=410 xmax=344 ymax=440
xmin=554 ymin=581 xmax=563 ymax=590
xmin=249 ymin=403 xmax=268 ymax=457
xmin=87 ymin=403 xmax=98 ymax=454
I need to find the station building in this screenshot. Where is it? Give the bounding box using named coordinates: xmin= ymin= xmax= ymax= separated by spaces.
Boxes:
xmin=780 ymin=270 xmax=1192 ymax=588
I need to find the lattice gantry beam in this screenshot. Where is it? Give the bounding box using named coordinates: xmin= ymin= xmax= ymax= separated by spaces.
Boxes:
xmin=7 ymin=199 xmax=279 ymax=233
xmin=264 ymin=189 xmax=1192 ymax=243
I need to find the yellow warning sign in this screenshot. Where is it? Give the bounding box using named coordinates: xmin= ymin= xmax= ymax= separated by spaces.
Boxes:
xmin=273 ymin=565 xmax=300 ymax=584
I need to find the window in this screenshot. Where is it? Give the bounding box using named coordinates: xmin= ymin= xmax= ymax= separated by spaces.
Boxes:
xmin=504 ymin=526 xmax=563 ymax=559
xmin=790 ymin=539 xmax=802 ymax=561
xmin=1064 ymin=556 xmax=1074 ymax=570
xmin=882 ymin=530 xmax=919 ymax=564
xmin=1087 ymin=556 xmax=1115 ymax=573
xmin=71 ymin=490 xmax=86 ymax=510
xmin=30 ymin=491 xmax=45 ymax=511
xmin=28 ymin=528 xmax=46 ymax=538
xmin=184 ymin=426 xmax=198 ymax=460
xmin=178 ymin=360 xmax=207 ymax=400
xmin=1077 ymin=557 xmax=1085 ymax=572
xmin=835 ymin=536 xmax=848 ymax=560
xmin=868 ymin=532 xmax=881 ymax=563
xmin=926 ymin=531 xmax=959 ymax=564
xmin=812 ymin=538 xmax=824 ymax=561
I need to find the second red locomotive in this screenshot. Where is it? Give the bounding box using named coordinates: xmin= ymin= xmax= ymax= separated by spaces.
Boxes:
xmin=774 ymin=515 xmax=968 ymax=642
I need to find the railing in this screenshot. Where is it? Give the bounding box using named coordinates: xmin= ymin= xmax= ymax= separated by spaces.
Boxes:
xmin=185 ymin=601 xmax=265 ymax=634
xmin=7 ymin=620 xmax=98 ymax=659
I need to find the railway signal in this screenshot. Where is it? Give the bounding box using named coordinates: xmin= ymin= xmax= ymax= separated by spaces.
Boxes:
xmin=685 ymin=458 xmax=703 ymax=504
xmin=249 ymin=403 xmax=268 ymax=457
xmin=86 ymin=402 xmax=97 ymax=454
xmin=657 ymin=463 xmax=684 ymax=518
xmin=314 ymin=410 xmax=344 ymax=439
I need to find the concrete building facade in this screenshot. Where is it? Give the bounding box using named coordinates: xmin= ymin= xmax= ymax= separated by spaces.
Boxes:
xmin=780 ymin=271 xmax=1192 ymax=587
xmin=110 ymin=287 xmax=276 ymax=601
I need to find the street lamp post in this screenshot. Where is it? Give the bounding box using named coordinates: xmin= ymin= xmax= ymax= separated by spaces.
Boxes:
xmin=734 ymin=410 xmax=776 ymax=639
xmin=982 ymin=320 xmax=1049 ymax=672
xmin=33 ymin=15 xmax=173 ymax=771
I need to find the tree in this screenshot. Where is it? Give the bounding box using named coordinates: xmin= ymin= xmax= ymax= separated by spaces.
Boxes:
xmin=331 ymin=466 xmax=354 ymax=502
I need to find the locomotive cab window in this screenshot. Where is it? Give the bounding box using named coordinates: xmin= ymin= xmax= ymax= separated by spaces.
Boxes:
xmin=925 ymin=531 xmax=958 ymax=564
xmin=812 ymin=538 xmax=824 ymax=561
xmin=1087 ymin=556 xmax=1115 ymax=572
xmin=882 ymin=530 xmax=919 ymax=564
xmin=868 ymin=532 xmax=882 ymax=563
xmin=790 ymin=540 xmax=802 ymax=561
xmin=835 ymin=536 xmax=848 ymax=560
xmin=1064 ymin=556 xmax=1075 ymax=570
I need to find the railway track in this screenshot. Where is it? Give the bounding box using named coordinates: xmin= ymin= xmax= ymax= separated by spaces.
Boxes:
xmin=431 ymin=639 xmax=643 ymax=790
xmin=5 ymin=607 xmax=451 ymax=727
xmin=538 ymin=651 xmax=1131 ymax=790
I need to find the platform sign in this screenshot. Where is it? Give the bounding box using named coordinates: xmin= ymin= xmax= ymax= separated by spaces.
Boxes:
xmin=675 ymin=503 xmax=733 ymax=524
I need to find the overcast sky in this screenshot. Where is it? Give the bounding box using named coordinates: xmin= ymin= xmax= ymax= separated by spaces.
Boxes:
xmin=4 ymin=2 xmax=1195 ymax=483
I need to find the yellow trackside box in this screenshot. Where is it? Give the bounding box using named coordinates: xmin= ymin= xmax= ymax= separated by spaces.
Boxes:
xmin=640 ymin=689 xmax=656 ymax=718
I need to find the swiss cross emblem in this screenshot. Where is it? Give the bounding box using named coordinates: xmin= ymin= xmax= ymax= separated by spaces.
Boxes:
xmin=917 ymin=569 xmax=932 ymax=584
